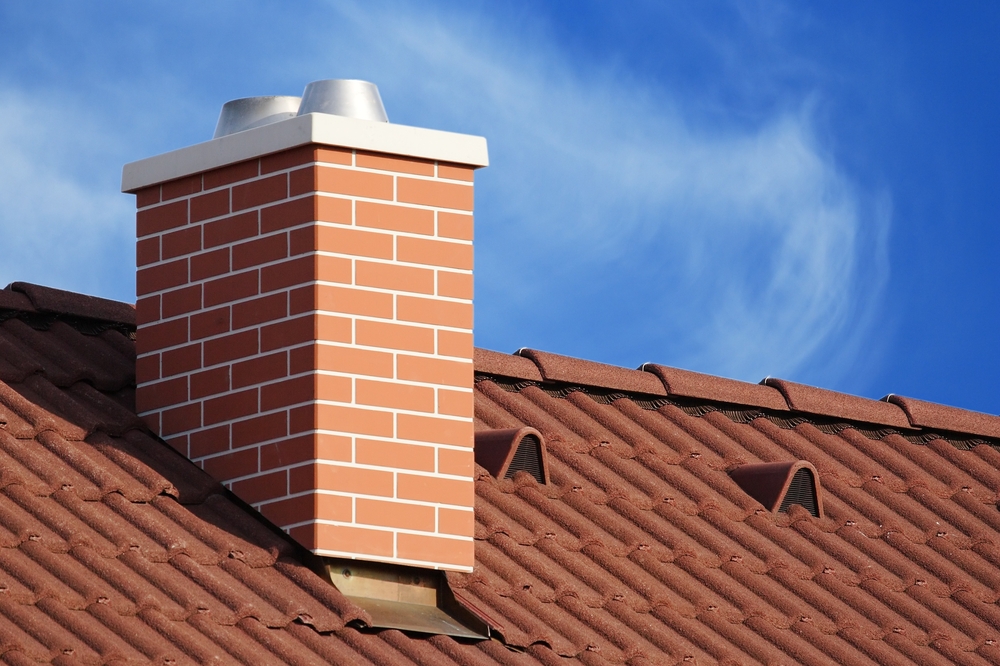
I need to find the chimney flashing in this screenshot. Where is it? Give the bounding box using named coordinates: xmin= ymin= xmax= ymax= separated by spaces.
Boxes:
xmin=122 ymin=112 xmax=489 ymax=193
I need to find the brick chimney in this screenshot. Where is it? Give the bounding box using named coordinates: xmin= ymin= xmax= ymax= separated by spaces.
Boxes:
xmin=122 ymin=87 xmax=487 ymax=571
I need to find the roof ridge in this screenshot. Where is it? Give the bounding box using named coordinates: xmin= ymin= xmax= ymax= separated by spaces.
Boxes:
xmin=0 ymin=282 xmax=136 ymax=332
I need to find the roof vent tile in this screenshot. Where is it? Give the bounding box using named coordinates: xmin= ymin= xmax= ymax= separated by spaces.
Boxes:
xmin=729 ymin=461 xmax=824 ymax=519
xmin=475 ymin=427 xmax=548 ymax=484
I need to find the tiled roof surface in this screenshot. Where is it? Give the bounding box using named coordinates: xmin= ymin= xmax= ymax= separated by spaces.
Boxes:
xmin=3 ymin=283 xmax=1000 ymax=665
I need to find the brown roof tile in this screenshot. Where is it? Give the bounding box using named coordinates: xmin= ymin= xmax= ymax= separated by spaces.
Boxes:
xmin=474 ymin=347 xmax=543 ymax=382
xmin=642 ymin=363 xmax=788 ymax=410
xmin=516 ymin=348 xmax=666 ymax=396
xmin=764 ymin=377 xmax=911 ymax=429
xmin=885 ymin=394 xmax=1000 ymax=439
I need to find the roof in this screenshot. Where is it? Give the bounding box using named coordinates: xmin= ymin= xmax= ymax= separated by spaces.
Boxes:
xmin=3 ymin=283 xmax=1000 ymax=664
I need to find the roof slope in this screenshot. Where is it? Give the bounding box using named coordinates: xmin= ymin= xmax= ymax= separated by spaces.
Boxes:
xmin=3 ymin=282 xmax=1000 ymax=665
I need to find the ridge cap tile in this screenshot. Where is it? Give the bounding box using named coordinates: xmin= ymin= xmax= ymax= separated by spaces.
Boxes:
xmin=642 ymin=363 xmax=788 ymax=411
xmin=763 ymin=377 xmax=911 ymax=429
xmin=884 ymin=394 xmax=1000 ymax=439
xmin=8 ymin=282 xmax=136 ymax=327
xmin=516 ymin=348 xmax=667 ymax=396
xmin=474 ymin=347 xmax=543 ymax=382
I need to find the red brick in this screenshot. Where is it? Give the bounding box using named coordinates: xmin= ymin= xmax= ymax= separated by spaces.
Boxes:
xmin=233 ymin=234 xmax=287 ymax=270
xmin=316 ymin=196 xmax=353 ymax=225
xmin=289 ymin=404 xmax=316 ymax=434
xmin=233 ymin=470 xmax=288 ymax=504
xmin=261 ymin=434 xmax=317 ymax=470
xmin=162 ymin=226 xmax=201 ymax=259
xmin=190 ymin=366 xmax=230 ymax=399
xmin=203 ymin=159 xmax=258 ymax=189
xmin=136 ymin=237 xmax=160 ymax=267
xmin=438 ymin=163 xmax=475 ymax=182
xmin=397 ymin=236 xmax=472 ymax=270
xmin=136 ymin=318 xmax=188 ymax=354
xmin=437 ymin=330 xmax=473 ymax=359
xmin=289 ymin=166 xmax=316 ymax=197
xmin=203 ymin=329 xmax=258 ymax=365
xmin=437 ymin=212 xmax=473 ymax=241
xmin=438 ymin=447 xmax=475 ymax=477
xmin=232 ymin=173 xmax=287 ymax=211
xmin=315 ymin=225 xmax=393 ymax=260
xmin=161 ymin=285 xmax=202 ymax=318
xmin=438 ymin=389 xmax=474 ymax=418
xmin=136 ymin=377 xmax=187 ymax=412
xmin=261 ymin=197 xmax=315 ymax=233
xmin=356 ymin=499 xmax=435 ymax=531
xmin=135 ymin=295 xmax=160 ymax=326
xmin=397 ymin=413 xmax=473 ymax=447
xmin=135 ymin=186 xmax=160 ymax=208
xmin=232 ymin=411 xmax=288 ymax=447
xmin=397 ymin=178 xmax=473 ymax=211
xmin=203 ymin=271 xmax=258 ymax=307
xmin=316 ymin=285 xmax=392 ymax=318
xmin=137 ymin=200 xmax=187 ymax=237
xmin=190 ymin=424 xmax=229 ymax=458
xmin=315 ymin=166 xmax=393 ymax=200
xmin=356 ymin=439 xmax=434 ymax=472
xmin=203 ymin=448 xmax=259 ymax=482
xmin=289 ymin=227 xmax=315 ymax=255
xmin=397 ymin=473 xmax=473 ymax=506
xmin=136 ymin=353 xmax=160 ymax=384
xmin=161 ymin=174 xmax=202 ymax=201
xmin=232 ymin=352 xmax=287 ymax=389
xmin=314 ymin=404 xmax=393 ymax=437
xmin=261 ymin=316 xmax=313 ymax=351
xmin=289 ymin=345 xmax=316 ymax=375
xmin=190 ymin=247 xmax=230 ymax=281
xmin=161 ymin=403 xmax=201 ymax=436
xmin=203 ymin=388 xmax=258 ymax=425
xmin=396 ymin=296 xmax=472 ymax=329
xmin=261 ymin=145 xmax=318 ymax=174
xmin=356 ymin=379 xmax=434 ymax=412
xmin=190 ymin=306 xmax=230 ymax=340
xmin=397 ymin=533 xmax=473 ymax=568
xmin=162 ymin=343 xmax=201 ymax=377
xmin=355 ymin=261 xmax=434 ymax=294
xmin=136 ymin=259 xmax=188 ymax=296
xmin=397 ymin=354 xmax=472 ymax=388
xmin=438 ymin=508 xmax=474 ymax=537
xmin=191 ymin=189 xmax=229 ymax=222
xmin=356 ymin=201 xmax=434 ymax=235
xmin=357 ymin=151 xmax=434 ymax=176
xmin=204 ymin=211 xmax=258 ymax=248
xmin=316 ymin=345 xmax=393 ymax=378
xmin=261 ymin=256 xmax=313 ymax=292
xmin=437 ymin=271 xmax=473 ymax=299
xmin=260 ymin=375 xmax=314 ymax=411
xmin=355 ymin=320 xmax=434 ymax=354
xmin=290 ymin=286 xmax=315 ymax=315
xmin=141 ymin=412 xmax=160 ymax=434
xmin=232 ymin=293 xmax=287 ymax=330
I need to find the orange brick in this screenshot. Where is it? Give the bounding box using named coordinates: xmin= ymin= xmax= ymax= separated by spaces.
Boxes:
xmin=397 ymin=236 xmax=472 ymax=270
xmin=397 ymin=355 xmax=472 ymax=388
xmin=316 ymin=284 xmax=393 ymax=318
xmin=316 ymin=373 xmax=352 ymax=403
xmin=316 ymin=255 xmax=351 ymax=284
xmin=161 ymin=343 xmax=200 ymax=377
xmin=316 ymin=345 xmax=393 ymax=378
xmin=437 ymin=212 xmax=473 ymax=240
xmin=203 ymin=329 xmax=258 ymax=366
xmin=397 ymin=533 xmax=474 ymax=568
xmin=190 ymin=247 xmax=230 ymax=281
xmin=232 ymin=470 xmax=287 ymax=503
xmin=190 ymin=189 xmax=229 ymax=222
xmin=232 ymin=411 xmax=287 ymax=447
xmin=137 ymin=259 xmax=188 ymax=296
xmin=313 ymin=463 xmax=394 ymax=497
xmin=136 ymin=237 xmax=160 ymax=267
xmin=190 ymin=306 xmax=230 ymax=340
xmin=161 ymin=284 xmax=201 ymax=318
xmin=397 ymin=296 xmax=472 ymax=329
xmin=356 ymin=439 xmax=435 ymax=472
xmin=233 ymin=173 xmax=287 ymax=211
xmin=356 ymin=201 xmax=434 ymax=235
xmin=437 ymin=330 xmax=473 ymax=359
xmin=437 ymin=163 xmax=475 ymax=182
xmin=316 ymin=434 xmax=352 ymax=462
xmin=204 ymin=159 xmax=258 ymax=189
xmin=438 ymin=508 xmax=474 ymax=536
xmin=261 ymin=375 xmax=315 ymax=410
xmin=204 ymin=211 xmax=258 ymax=248
xmin=315 ymin=225 xmax=393 ymax=260
xmin=261 ymin=434 xmax=316 ymax=470
xmin=356 ymin=261 xmax=434 ymax=294
xmin=261 ymin=196 xmax=315 ymax=233
xmin=203 ymin=271 xmax=258 ymax=307
xmin=261 ymin=315 xmax=313 ymax=351
xmin=397 ymin=414 xmax=473 ymax=448
xmin=190 ymin=366 xmax=230 ymax=399
xmin=397 ymin=178 xmax=473 ymax=211
xmin=317 ymin=315 xmax=352 ymax=343
xmin=438 ymin=389 xmax=474 ymax=418
xmin=308 ymin=523 xmax=394 ymax=558
xmin=232 ymin=293 xmax=287 ymax=329
xmin=357 ymin=151 xmax=434 ymax=176
xmin=355 ymin=320 xmax=433 ymax=354
xmin=356 ymin=499 xmax=435 ymax=531
xmin=397 ymin=473 xmax=473 ymax=506
xmin=437 ymin=271 xmax=473 ymax=299
xmin=316 ymin=147 xmax=353 ymax=165
xmin=262 ymin=256 xmax=314 ymax=292
xmin=315 ymin=165 xmax=393 ymax=200
xmin=316 ymin=196 xmax=353 ymax=224
xmin=203 ymin=388 xmax=258 ymax=425
xmin=356 ymin=379 xmax=434 ymax=413
xmin=232 ymin=352 xmax=287 ymax=388
xmin=263 ymin=493 xmax=352 ymax=526
xmin=137 ymin=200 xmax=187 ymax=237
xmin=315 ymin=404 xmax=393 ymax=437
xmin=162 ymin=226 xmax=201 ymax=259
xmin=438 ymin=447 xmax=474 ymax=477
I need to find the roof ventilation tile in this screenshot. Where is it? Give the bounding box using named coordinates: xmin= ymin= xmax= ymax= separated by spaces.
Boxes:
xmin=729 ymin=461 xmax=824 ymax=519
xmin=475 ymin=427 xmax=548 ymax=484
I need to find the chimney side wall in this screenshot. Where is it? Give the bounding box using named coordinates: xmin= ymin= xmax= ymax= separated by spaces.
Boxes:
xmin=134 ymin=144 xmax=475 ymax=571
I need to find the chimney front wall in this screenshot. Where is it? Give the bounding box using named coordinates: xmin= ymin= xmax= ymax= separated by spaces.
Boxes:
xmin=134 ymin=142 xmax=476 ymax=571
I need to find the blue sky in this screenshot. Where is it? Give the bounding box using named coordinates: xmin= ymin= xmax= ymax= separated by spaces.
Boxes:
xmin=0 ymin=1 xmax=998 ymax=413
